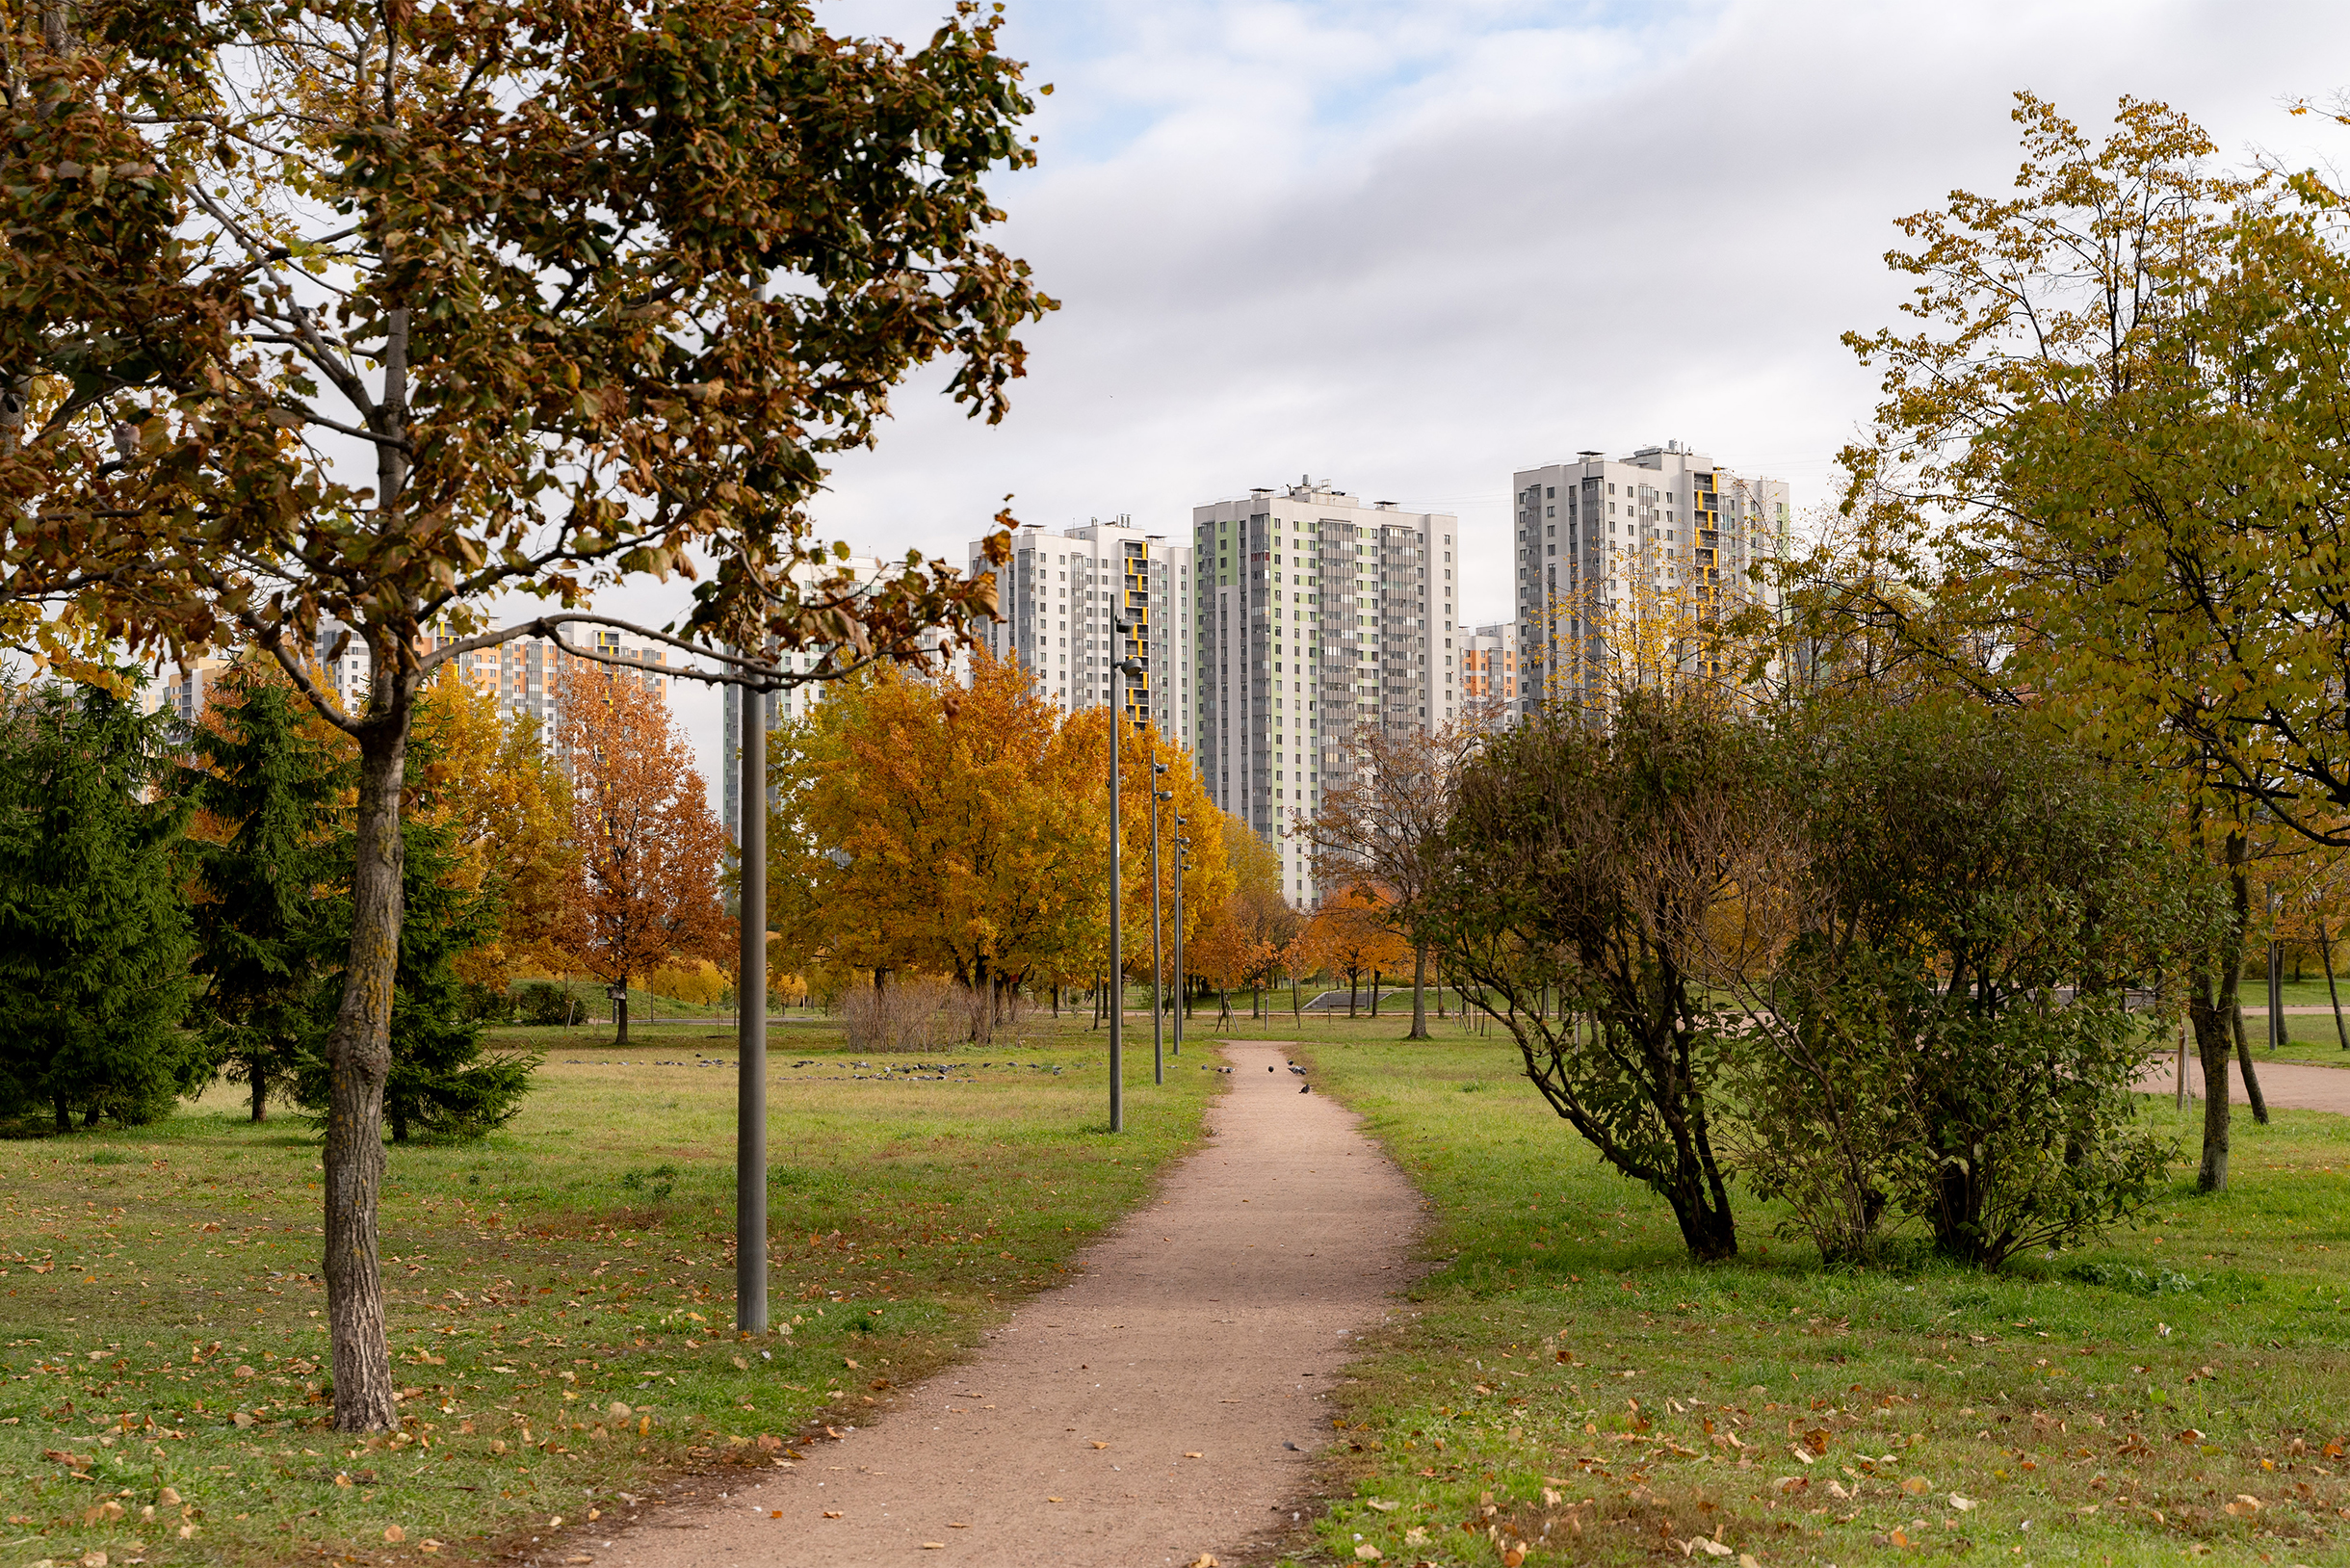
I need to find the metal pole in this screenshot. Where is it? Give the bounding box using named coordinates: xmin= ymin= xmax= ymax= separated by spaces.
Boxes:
xmin=2271 ymin=939 xmax=2284 ymax=1051
xmin=1109 ymin=630 xmax=1124 ymax=1135
xmin=1173 ymin=818 xmax=1187 ymax=1058
xmin=736 ymin=678 xmax=769 ymax=1334
xmin=1150 ymin=768 xmax=1165 ymax=1087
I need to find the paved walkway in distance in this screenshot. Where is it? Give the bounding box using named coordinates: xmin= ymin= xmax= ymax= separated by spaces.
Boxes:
xmin=2138 ymin=1054 xmax=2350 ymax=1114
xmin=610 ymin=1040 xmax=1424 ymax=1568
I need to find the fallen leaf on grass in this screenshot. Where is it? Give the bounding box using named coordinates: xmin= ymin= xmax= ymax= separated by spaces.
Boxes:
xmin=1950 ymin=1495 xmax=1975 ymax=1511
xmin=2225 ymin=1495 xmax=2263 ymax=1517
xmin=382 ymin=1527 xmax=405 ymax=1544
xmin=1353 ymin=1546 xmax=1382 ymax=1562
xmin=1902 ymin=1477 xmax=1930 ymax=1495
xmin=1366 ymin=1498 xmax=1397 ymax=1511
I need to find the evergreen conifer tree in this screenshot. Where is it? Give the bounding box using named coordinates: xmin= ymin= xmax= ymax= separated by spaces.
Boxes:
xmin=300 ymin=812 xmax=538 ymax=1141
xmin=184 ymin=674 xmax=347 ymax=1121
xmin=0 ymin=684 xmax=198 ymax=1130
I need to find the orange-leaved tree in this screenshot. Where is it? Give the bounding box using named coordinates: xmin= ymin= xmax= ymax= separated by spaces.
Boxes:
xmin=777 ymin=651 xmax=1103 ymax=1021
xmin=558 ymin=665 xmax=729 ymax=1045
xmin=1305 ymin=883 xmax=1411 ymax=1019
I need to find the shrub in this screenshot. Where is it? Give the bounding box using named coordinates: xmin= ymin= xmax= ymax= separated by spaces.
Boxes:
xmin=841 ymin=974 xmax=952 ymax=1052
xmin=514 ymin=981 xmax=576 ymax=1027
xmin=1715 ymin=700 xmax=2201 ymax=1268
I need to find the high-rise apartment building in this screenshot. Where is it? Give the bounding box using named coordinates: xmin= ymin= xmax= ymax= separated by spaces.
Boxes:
xmin=1510 ymin=442 xmax=1788 ymax=714
xmin=967 ymin=519 xmax=1194 ymax=743
xmin=1460 ymin=621 xmax=1521 ymax=711
xmin=1192 ymin=480 xmax=1459 ymax=907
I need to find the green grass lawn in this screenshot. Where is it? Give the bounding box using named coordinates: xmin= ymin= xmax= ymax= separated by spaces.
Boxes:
xmin=1274 ymin=1032 xmax=2350 ymax=1568
xmin=0 ymin=1016 xmax=1210 ymax=1567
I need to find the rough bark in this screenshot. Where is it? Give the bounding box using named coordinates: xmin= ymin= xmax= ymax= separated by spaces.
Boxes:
xmin=614 ymin=989 xmax=631 ymax=1046
xmin=252 ymin=1073 xmax=266 ymax=1124
xmin=1408 ymin=942 xmax=1430 ymax=1039
xmin=322 ymin=700 xmax=409 ymax=1432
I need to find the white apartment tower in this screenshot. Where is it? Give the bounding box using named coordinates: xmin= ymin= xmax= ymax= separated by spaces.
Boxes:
xmin=1511 ymin=443 xmax=1788 ymax=714
xmin=1193 ymin=480 xmax=1459 ymax=907
xmin=968 ymin=519 xmax=1194 ymax=744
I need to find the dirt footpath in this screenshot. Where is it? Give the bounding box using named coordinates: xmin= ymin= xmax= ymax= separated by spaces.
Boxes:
xmin=613 ymin=1039 xmax=1423 ymax=1568
xmin=2140 ymin=1054 xmax=2350 ymax=1114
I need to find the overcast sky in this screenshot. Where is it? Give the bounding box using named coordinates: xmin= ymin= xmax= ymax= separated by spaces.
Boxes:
xmin=649 ymin=0 xmax=2350 ymax=782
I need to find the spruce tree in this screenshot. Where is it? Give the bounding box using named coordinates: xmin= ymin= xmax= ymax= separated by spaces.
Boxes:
xmin=184 ymin=674 xmax=347 ymax=1122
xmin=300 ymin=812 xmax=538 ymax=1141
xmin=0 ymin=683 xmax=198 ymax=1130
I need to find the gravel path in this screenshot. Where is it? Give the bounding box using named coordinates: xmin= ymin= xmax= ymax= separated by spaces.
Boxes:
xmin=2139 ymin=1054 xmax=2350 ymax=1113
xmin=611 ymin=1038 xmax=1423 ymax=1568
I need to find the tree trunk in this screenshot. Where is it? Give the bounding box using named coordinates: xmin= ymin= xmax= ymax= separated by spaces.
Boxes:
xmin=2232 ymin=1003 xmax=2269 ymax=1124
xmin=614 ymin=988 xmax=631 ymax=1047
xmin=52 ymin=1093 xmax=67 ymax=1134
xmin=1347 ymin=969 xmax=1359 ymax=1018
xmin=251 ymin=1068 xmax=266 ymax=1124
xmin=322 ymin=707 xmax=408 ymax=1432
xmin=1371 ymin=970 xmax=1381 ymax=1017
xmin=2323 ymin=920 xmax=2349 ymax=1050
xmin=1409 ymin=943 xmax=1430 ymax=1039
xmin=2194 ymin=828 xmax=2251 ymax=1192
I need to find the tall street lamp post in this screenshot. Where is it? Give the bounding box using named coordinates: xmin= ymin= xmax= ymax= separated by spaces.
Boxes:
xmin=736 ymin=674 xmax=770 ymax=1335
xmin=1173 ymin=818 xmax=1188 ymax=1058
xmin=1109 ymin=617 xmax=1146 ymax=1133
xmin=1150 ymin=764 xmax=1169 ymax=1087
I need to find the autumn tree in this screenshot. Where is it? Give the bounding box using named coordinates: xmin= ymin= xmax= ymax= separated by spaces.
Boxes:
xmin=0 ymin=2 xmax=1045 ymax=1425
xmin=560 ymin=666 xmax=729 ymax=1045
xmin=184 ymin=665 xmax=347 ymax=1122
xmin=777 ymin=653 xmax=1102 ymax=1009
xmin=412 ymin=670 xmax=573 ymax=989
xmin=1830 ymin=91 xmax=2350 ymax=1189
xmin=1302 ymin=708 xmax=1492 ymax=1036
xmin=775 ymin=656 xmax=1229 ymax=1025
xmin=1303 ymin=883 xmax=1407 ymax=1018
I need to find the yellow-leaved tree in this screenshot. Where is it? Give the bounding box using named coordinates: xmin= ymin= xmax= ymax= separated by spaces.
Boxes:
xmin=411 ymin=671 xmax=574 ymax=989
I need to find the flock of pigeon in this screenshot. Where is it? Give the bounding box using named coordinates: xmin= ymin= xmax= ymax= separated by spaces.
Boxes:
xmin=1206 ymin=1059 xmax=1313 ymax=1092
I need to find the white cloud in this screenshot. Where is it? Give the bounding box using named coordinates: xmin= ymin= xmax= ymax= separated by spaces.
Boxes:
xmin=646 ymin=0 xmax=2350 ymax=785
